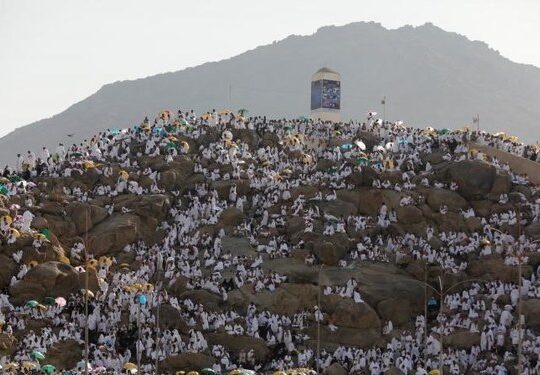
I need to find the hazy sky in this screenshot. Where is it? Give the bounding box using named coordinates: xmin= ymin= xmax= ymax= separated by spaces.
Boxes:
xmin=1 ymin=0 xmax=539 ymax=137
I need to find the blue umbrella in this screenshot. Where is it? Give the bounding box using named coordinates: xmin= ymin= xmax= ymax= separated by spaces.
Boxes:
xmin=340 ymin=143 xmax=353 ymax=151
xmin=138 ymin=294 xmax=147 ymax=305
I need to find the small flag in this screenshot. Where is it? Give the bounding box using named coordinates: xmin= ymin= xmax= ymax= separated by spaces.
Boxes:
xmin=381 ymin=98 xmax=386 ymax=105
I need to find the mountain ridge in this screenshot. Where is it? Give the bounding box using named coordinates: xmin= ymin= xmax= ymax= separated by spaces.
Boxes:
xmin=1 ymin=21 xmax=539 ymax=165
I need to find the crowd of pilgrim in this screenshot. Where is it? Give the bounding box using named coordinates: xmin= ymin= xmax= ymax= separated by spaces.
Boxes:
xmin=0 ymin=108 xmax=539 ymax=374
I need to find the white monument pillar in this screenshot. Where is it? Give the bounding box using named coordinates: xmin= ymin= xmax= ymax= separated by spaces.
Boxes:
xmin=310 ymin=67 xmax=341 ymax=123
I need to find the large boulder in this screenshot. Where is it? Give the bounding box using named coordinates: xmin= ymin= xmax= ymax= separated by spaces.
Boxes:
xmin=113 ymin=194 xmax=171 ymax=219
xmin=523 ymin=299 xmax=540 ymax=328
xmin=206 ymin=333 xmax=270 ymax=362
xmin=317 ymin=199 xmax=358 ymax=218
xmin=261 ymin=258 xmax=317 ymax=284
xmin=468 ymin=257 xmax=533 ymax=282
xmin=525 ymin=223 xmax=540 ymax=240
xmin=44 ymin=339 xmax=83 ymax=370
xmin=229 ymin=283 xmax=318 ymax=316
xmin=426 ymin=189 xmax=469 ymax=212
xmin=396 ymin=206 xmax=424 ymax=224
xmin=0 ymin=254 xmax=18 ymax=290
xmin=377 ymin=298 xmax=413 ymax=326
xmin=10 ymin=261 xmax=99 ymax=305
xmin=323 ymin=363 xmax=348 ymax=375
xmin=157 ymin=304 xmax=189 ymax=334
xmin=321 ymin=264 xmax=425 ymax=323
xmin=220 ymin=207 xmax=245 ymax=227
xmin=67 ymin=202 xmax=108 ymax=234
xmin=444 ymin=331 xmax=480 ymax=349
xmin=313 ymin=235 xmax=350 ymax=266
xmin=221 ymin=237 xmax=256 ymax=257
xmin=447 ymin=160 xmax=496 ymax=200
xmin=0 ymin=333 xmax=17 ymax=357
xmin=490 ymin=173 xmax=512 ymax=195
xmin=88 ymin=214 xmax=141 ymax=256
xmin=160 ymin=353 xmax=215 ymax=374
xmin=324 ymin=297 xmax=381 ymax=330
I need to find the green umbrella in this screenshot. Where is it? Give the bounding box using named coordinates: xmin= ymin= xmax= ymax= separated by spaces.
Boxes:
xmin=43 ymin=296 xmax=56 ymax=306
xmin=0 ymin=185 xmax=8 ymax=195
xmin=9 ymin=175 xmax=22 ymax=183
xmin=41 ymin=228 xmax=52 ymax=240
xmin=42 ymin=364 xmax=57 ymax=374
xmin=201 ymin=369 xmax=216 ymax=375
xmin=237 ymin=108 xmax=249 ymax=116
xmin=165 ymin=142 xmax=178 ymax=150
xmin=26 ymin=300 xmax=39 ymax=308
xmin=437 ymin=128 xmax=451 ymax=135
xmin=355 ymin=157 xmax=369 ymax=165
xmin=31 ymin=350 xmax=45 ymax=361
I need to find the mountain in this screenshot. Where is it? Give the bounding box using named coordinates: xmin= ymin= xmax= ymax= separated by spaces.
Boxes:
xmin=2 ymin=21 xmax=540 ymax=164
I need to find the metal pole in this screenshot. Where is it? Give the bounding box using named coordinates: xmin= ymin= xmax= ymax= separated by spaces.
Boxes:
xmin=154 ymin=254 xmax=162 ymax=374
xmin=382 ymin=96 xmax=386 ymax=124
xmin=137 ymin=302 xmax=141 ymax=371
xmin=316 ymin=265 xmax=323 ymax=374
xmin=438 ymin=276 xmax=444 ymax=375
xmin=424 ymin=263 xmax=428 ymax=364
xmin=516 ymin=206 xmax=523 ymax=375
xmin=84 ymin=213 xmax=89 ymax=375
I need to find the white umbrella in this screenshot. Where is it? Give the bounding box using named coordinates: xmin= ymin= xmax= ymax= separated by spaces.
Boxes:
xmin=385 ymin=142 xmax=395 ymax=151
xmin=354 ymin=140 xmax=366 ymax=151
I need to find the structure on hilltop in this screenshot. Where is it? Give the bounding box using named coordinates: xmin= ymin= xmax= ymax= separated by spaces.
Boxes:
xmin=310 ymin=67 xmax=341 ymax=123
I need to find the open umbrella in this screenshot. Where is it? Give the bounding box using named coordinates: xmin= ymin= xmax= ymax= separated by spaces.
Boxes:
xmin=123 ymin=362 xmax=137 ymax=371
xmin=0 ymin=185 xmax=8 ymax=195
xmin=355 ymin=157 xmax=369 ymax=165
xmin=201 ymin=368 xmax=216 ymax=375
xmin=43 ymin=296 xmax=56 ymax=306
xmin=137 ymin=294 xmax=147 ymax=305
xmin=26 ymin=300 xmax=39 ymax=308
xmin=340 ymin=143 xmax=353 ymax=151
xmin=354 ymin=140 xmax=366 ymax=150
xmin=42 ymin=364 xmax=57 ymax=374
xmin=165 ymin=142 xmax=178 ymax=151
xmin=81 ymin=289 xmax=95 ymax=299
xmin=22 ymin=361 xmax=38 ymax=370
xmin=40 ymin=228 xmax=52 ymax=241
xmin=31 ymin=350 xmax=45 ymax=361
xmin=76 ymin=360 xmax=92 ymax=370
xmin=4 ymin=363 xmax=18 ymax=371
xmin=55 ymin=297 xmax=67 ymax=307
xmin=1 ymin=215 xmax=13 ymax=225
xmin=437 ymin=128 xmax=451 ymax=135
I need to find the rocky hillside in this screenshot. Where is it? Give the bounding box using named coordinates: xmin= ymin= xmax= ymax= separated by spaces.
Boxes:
xmin=0 ymin=111 xmax=539 ymax=374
